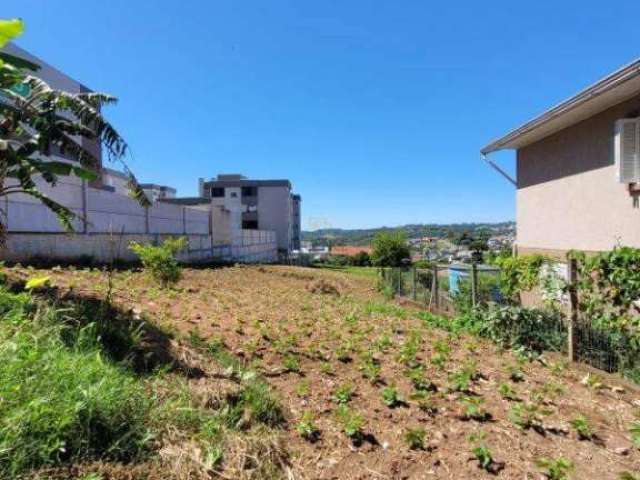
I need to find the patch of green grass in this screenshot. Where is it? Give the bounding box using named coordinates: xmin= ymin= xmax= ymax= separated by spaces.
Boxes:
xmin=0 ymin=289 xmax=153 ymax=476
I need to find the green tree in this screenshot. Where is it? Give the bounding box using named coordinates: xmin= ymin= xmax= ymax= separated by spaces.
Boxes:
xmin=0 ymin=18 xmax=148 ymax=241
xmin=371 ymin=231 xmax=411 ymax=267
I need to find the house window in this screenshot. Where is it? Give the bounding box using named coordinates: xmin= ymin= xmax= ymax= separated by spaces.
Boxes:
xmin=241 ymin=186 xmax=257 ymax=197
xmin=211 ymin=187 xmax=225 ymax=198
xmin=242 ymin=220 xmax=259 ymax=229
xmin=615 ymin=118 xmax=640 ymax=183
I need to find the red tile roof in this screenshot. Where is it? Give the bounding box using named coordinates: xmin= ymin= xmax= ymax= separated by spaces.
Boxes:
xmin=330 ymin=246 xmax=373 ymax=257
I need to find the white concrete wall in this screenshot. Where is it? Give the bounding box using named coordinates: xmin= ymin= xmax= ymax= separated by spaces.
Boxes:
xmin=2 ymin=180 xmax=277 ymax=264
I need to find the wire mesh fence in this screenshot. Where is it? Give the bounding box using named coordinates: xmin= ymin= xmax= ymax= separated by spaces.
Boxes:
xmin=379 ymin=263 xmax=503 ymax=315
xmin=377 ymin=262 xmax=639 ymax=383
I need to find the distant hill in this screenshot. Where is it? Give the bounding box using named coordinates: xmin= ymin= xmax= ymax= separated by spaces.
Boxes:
xmin=302 ymin=222 xmax=515 ymax=247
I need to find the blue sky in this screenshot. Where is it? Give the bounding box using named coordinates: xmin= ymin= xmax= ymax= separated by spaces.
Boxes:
xmin=6 ymin=1 xmax=640 ymax=229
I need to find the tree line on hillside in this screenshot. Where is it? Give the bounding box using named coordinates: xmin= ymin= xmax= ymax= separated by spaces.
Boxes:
xmin=303 ymin=222 xmax=514 ymax=247
xmin=318 ymin=228 xmax=497 ymax=268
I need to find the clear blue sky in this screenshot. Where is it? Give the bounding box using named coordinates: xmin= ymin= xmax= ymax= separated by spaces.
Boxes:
xmin=6 ymin=1 xmax=640 ymax=229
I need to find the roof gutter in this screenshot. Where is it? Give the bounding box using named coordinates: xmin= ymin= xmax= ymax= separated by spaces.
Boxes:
xmin=480 ymin=58 xmax=640 ymax=155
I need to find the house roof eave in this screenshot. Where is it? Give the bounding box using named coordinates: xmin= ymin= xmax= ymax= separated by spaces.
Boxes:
xmin=481 ymin=58 xmax=640 ymax=155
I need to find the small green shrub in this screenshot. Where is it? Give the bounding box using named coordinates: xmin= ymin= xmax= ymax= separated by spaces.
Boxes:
xmin=129 ymin=237 xmax=187 ymax=287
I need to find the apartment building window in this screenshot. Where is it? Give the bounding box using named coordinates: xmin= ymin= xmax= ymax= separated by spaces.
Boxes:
xmin=211 ymin=187 xmax=225 ymax=198
xmin=242 ymin=220 xmax=259 ymax=229
xmin=241 ymin=186 xmax=257 ymax=197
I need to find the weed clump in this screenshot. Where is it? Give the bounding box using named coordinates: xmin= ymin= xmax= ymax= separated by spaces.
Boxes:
xmin=307 ymin=279 xmax=340 ymax=296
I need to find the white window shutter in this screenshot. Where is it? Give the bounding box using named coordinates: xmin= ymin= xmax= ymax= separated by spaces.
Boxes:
xmin=615 ymin=118 xmax=640 ymax=183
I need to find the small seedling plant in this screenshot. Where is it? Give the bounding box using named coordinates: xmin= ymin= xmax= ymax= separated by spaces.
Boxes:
xmin=498 ymin=382 xmax=518 ymax=401
xmin=296 ymin=411 xmax=320 ymax=442
xmin=410 ymin=390 xmax=437 ymax=415
xmin=536 ymin=457 xmax=574 ymax=480
xmin=332 ymin=383 xmax=355 ymax=404
xmin=509 ymin=402 xmax=548 ymax=431
xmin=404 ymin=427 xmax=427 ymax=450
xmin=570 ymin=414 xmax=593 ymax=440
xmin=404 ymin=365 xmax=434 ymax=392
xmin=468 ymin=432 xmax=498 ymax=473
xmin=629 ymin=420 xmax=640 ymax=449
xmin=335 ymin=405 xmax=365 ymax=441
xmin=381 ymin=385 xmax=402 ymax=408
xmin=461 ymin=396 xmax=490 ymax=422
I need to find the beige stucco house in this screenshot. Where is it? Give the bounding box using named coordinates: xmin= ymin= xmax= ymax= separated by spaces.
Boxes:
xmin=482 ymin=59 xmax=640 ymax=259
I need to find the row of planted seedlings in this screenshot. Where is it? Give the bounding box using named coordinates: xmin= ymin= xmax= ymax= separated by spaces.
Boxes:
xmin=204 ymin=287 xmax=640 ymax=480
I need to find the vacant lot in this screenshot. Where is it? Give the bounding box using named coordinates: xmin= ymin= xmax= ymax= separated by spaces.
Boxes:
xmin=5 ymin=264 xmax=640 ymax=479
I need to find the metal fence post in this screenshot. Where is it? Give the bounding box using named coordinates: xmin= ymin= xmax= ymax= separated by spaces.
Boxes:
xmin=432 ymin=265 xmax=439 ymax=310
xmin=412 ymin=267 xmax=417 ymax=300
xmin=471 ymin=262 xmax=478 ymax=307
xmin=567 ymin=258 xmax=578 ymax=362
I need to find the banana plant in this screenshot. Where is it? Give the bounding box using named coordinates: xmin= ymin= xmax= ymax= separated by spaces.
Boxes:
xmin=0 ymin=18 xmax=149 ymax=241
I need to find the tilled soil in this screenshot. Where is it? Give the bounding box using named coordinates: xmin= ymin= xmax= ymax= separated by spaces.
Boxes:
xmin=11 ymin=265 xmax=640 ymax=479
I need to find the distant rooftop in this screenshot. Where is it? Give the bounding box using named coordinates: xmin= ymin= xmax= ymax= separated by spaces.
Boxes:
xmin=203 ymin=174 xmax=292 ymax=188
xmin=139 ymin=183 xmax=177 ymax=192
xmin=159 ymin=197 xmax=209 ymax=206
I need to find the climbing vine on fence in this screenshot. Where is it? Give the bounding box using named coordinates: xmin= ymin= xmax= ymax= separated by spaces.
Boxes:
xmin=492 ymin=254 xmax=549 ymax=301
xmin=569 ymin=247 xmax=640 ymax=335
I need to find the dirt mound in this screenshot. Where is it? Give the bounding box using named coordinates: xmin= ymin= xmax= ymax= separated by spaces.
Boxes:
xmin=307 ymin=278 xmax=340 ymax=295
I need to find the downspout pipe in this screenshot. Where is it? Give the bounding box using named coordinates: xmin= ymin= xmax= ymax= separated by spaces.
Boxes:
xmin=482 ymin=153 xmax=517 ymax=187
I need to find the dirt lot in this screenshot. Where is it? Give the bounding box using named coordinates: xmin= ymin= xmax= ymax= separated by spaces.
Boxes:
xmin=9 ymin=264 xmax=640 ymax=479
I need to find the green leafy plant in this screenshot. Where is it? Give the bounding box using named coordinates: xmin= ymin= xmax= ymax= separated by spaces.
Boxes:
xmin=404 ymin=365 xmax=434 ymax=392
xmin=570 ymin=414 xmax=593 ymax=440
xmin=320 ymin=361 xmax=334 ymax=376
xmin=335 ymin=405 xmax=364 ymax=441
xmin=629 ymin=420 xmax=640 ymax=449
xmin=332 ymin=383 xmax=355 ymax=404
xmin=509 ymin=402 xmax=547 ymax=431
xmin=468 ymin=432 xmax=496 ymax=472
xmin=618 ymin=472 xmax=640 ymax=480
xmin=410 ymin=389 xmax=437 ymax=414
xmin=129 ymin=237 xmax=187 ymax=287
xmin=536 ymin=456 xmax=574 ymax=480
xmin=507 ymin=363 xmax=525 ymax=382
xmin=283 ymin=353 xmax=301 ymax=373
xmin=498 ymin=383 xmax=518 ymax=401
xmin=381 ymin=385 xmax=402 ymax=408
xmin=295 ymin=380 xmax=311 ymax=398
xmin=461 ymin=396 xmax=490 ymax=422
xmin=403 ymin=427 xmax=427 ymax=450
xmin=296 ymin=410 xmax=320 ymax=442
